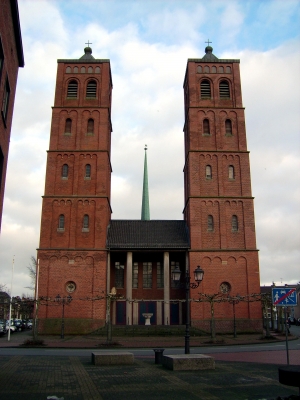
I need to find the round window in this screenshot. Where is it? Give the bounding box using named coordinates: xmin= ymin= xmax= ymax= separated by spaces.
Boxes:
xmin=66 ymin=281 xmax=76 ymax=293
xmin=220 ymin=282 xmax=231 ymax=294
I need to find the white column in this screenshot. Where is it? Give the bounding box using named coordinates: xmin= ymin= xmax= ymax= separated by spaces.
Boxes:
xmin=126 ymin=251 xmax=133 ymax=325
xmin=164 ymin=251 xmax=170 ymax=325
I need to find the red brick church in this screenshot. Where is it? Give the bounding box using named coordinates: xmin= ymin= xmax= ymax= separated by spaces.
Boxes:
xmin=37 ymin=44 xmax=262 ymax=334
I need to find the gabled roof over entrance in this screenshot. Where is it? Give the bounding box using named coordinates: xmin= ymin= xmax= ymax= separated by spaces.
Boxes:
xmin=107 ymin=220 xmax=190 ymax=250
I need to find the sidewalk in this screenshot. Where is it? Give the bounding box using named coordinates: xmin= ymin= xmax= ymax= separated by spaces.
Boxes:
xmin=0 ymin=328 xmax=297 ymax=348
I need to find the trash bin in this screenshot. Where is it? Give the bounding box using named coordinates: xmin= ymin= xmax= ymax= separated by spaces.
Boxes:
xmin=153 ymin=348 xmax=165 ymax=364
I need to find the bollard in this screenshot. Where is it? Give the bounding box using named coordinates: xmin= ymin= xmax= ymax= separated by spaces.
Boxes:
xmin=153 ymin=348 xmax=165 ymax=364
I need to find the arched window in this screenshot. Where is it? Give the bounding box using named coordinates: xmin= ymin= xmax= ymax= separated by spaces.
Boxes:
xmin=65 ymin=118 xmax=72 ymax=134
xmin=81 ymin=66 xmax=86 ymax=73
xmin=67 ymin=80 xmax=78 ymax=98
xmin=232 ymin=215 xmax=238 ymax=232
xmin=58 ymin=214 xmax=65 ymax=230
xmin=86 ymin=80 xmax=97 ymax=98
xmin=205 ymin=165 xmax=212 ymax=179
xmin=229 ymin=165 xmax=235 ymax=179
xmin=83 ymin=214 xmax=89 ymax=230
xmin=62 ymin=164 xmax=68 ymax=178
xmin=85 ymin=164 xmax=91 ymax=178
xmin=88 ymin=67 xmax=93 ymax=73
xmin=207 ymin=215 xmax=214 ymax=231
xmin=95 ymin=66 xmax=100 ymax=73
xmin=66 ymin=66 xmax=71 ymax=73
xmin=197 ymin=65 xmax=202 ymax=73
xmin=226 ymin=66 xmax=231 ymax=73
xmin=203 ymin=119 xmax=210 ymax=135
xmin=87 ymin=118 xmax=94 ymax=134
xmin=211 ymin=66 xmax=217 ymax=73
xmin=219 ymin=80 xmax=230 ymax=98
xmin=204 ymin=66 xmax=210 ymax=73
xmin=201 ymin=80 xmax=211 ymax=98
xmin=73 ymin=66 xmax=78 ymax=73
xmin=225 ymin=119 xmax=232 ymax=135
xmin=219 ymin=66 xmax=224 ymax=73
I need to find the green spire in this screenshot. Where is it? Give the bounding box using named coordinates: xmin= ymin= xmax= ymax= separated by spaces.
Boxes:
xmin=141 ymin=145 xmax=150 ymax=221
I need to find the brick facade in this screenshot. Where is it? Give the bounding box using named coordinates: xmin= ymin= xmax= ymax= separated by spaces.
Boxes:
xmin=183 ymin=48 xmax=261 ymax=330
xmin=0 ymin=0 xmax=24 ymax=231
xmin=37 ymin=46 xmax=262 ymax=334
xmin=37 ymin=49 xmax=112 ymax=332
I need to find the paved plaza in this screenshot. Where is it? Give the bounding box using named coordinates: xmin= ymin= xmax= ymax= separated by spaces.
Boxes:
xmin=0 ymin=329 xmax=299 ymax=399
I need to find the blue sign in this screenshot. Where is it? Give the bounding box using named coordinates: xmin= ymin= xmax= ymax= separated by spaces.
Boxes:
xmin=272 ymin=287 xmax=297 ymax=306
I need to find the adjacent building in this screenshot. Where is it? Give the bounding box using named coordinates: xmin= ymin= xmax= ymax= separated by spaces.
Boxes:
xmin=37 ymin=45 xmax=261 ymax=334
xmin=0 ymin=0 xmax=24 ymax=231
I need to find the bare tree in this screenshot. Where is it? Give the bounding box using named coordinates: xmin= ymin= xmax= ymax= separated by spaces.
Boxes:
xmin=25 ymin=256 xmax=37 ymax=292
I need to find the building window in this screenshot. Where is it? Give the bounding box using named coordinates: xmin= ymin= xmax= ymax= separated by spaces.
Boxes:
xmin=81 ymin=66 xmax=86 ymax=73
xmin=86 ymin=80 xmax=97 ymax=98
xmin=219 ymin=80 xmax=230 ymax=98
xmin=88 ymin=67 xmax=93 ymax=73
xmin=201 ymin=80 xmax=211 ymax=99
xmin=226 ymin=66 xmax=231 ymax=73
xmin=197 ymin=65 xmax=202 ymax=73
xmin=219 ymin=66 xmax=224 ymax=73
xmin=229 ymin=165 xmax=235 ymax=179
xmin=62 ymin=164 xmax=68 ymax=179
xmin=73 ymin=66 xmax=78 ymax=73
xmin=87 ymin=118 xmax=94 ymax=135
xmin=58 ymin=214 xmax=65 ymax=230
xmin=115 ymin=262 xmax=124 ymax=288
xmin=157 ymin=262 xmax=164 ymax=288
xmin=0 ymin=37 xmax=4 ymax=84
xmin=82 ymin=214 xmax=89 ymax=231
xmin=95 ymin=67 xmax=100 ymax=73
xmin=67 ymin=80 xmax=78 ymax=98
xmin=66 ymin=67 xmax=71 ymax=73
xmin=211 ymin=66 xmax=217 ymax=73
xmin=232 ymin=215 xmax=238 ymax=232
xmin=85 ymin=164 xmax=91 ymax=178
xmin=207 ymin=215 xmax=214 ymax=231
xmin=203 ymin=119 xmax=210 ymax=135
xmin=65 ymin=118 xmax=72 ymax=134
xmin=220 ymin=282 xmax=231 ymax=294
xmin=205 ymin=165 xmax=212 ymax=179
xmin=133 ymin=262 xmax=138 ymax=288
xmin=204 ymin=66 xmax=210 ymax=73
xmin=2 ymin=77 xmax=10 ymax=122
xmin=171 ymin=262 xmax=180 ymax=288
xmin=143 ymin=262 xmax=152 ymax=288
xmin=225 ymin=119 xmax=232 ymax=136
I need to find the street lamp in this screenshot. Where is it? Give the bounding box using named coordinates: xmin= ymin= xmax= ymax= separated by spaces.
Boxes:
xmin=172 ymin=265 xmax=204 ymax=354
xmin=55 ymin=294 xmax=72 ymax=339
xmin=228 ymin=294 xmax=240 ymax=338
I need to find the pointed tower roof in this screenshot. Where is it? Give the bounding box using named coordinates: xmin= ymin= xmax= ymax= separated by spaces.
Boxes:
xmin=141 ymin=145 xmax=150 ymax=221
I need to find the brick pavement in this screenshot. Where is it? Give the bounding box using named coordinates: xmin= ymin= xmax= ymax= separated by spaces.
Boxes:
xmin=0 ymin=354 xmax=298 ymax=400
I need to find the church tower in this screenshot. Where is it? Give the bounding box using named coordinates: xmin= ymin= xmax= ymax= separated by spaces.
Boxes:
xmin=37 ymin=46 xmax=113 ymax=333
xmin=184 ymin=45 xmax=261 ymax=331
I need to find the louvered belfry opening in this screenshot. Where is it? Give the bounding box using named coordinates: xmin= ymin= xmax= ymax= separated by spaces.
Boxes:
xmin=67 ymin=80 xmax=78 ymax=97
xmin=200 ymin=79 xmax=211 ymax=98
xmin=86 ymin=80 xmax=97 ymax=98
xmin=219 ymin=80 xmax=230 ymax=98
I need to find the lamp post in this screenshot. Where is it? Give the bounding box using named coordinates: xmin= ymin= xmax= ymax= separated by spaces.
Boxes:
xmin=228 ymin=294 xmax=240 ymax=338
xmin=55 ymin=294 xmax=72 ymax=338
xmin=172 ymin=265 xmax=204 ymax=354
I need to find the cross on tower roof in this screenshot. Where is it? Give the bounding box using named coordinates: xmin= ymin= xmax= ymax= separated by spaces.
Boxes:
xmin=85 ymin=40 xmax=92 ymax=47
xmin=205 ymin=39 xmax=212 ymax=46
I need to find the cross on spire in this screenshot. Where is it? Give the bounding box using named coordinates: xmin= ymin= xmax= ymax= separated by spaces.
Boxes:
xmin=205 ymin=39 xmax=212 ymax=46
xmin=85 ymin=40 xmax=92 ymax=47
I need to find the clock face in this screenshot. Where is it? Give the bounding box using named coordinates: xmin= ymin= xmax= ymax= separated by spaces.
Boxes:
xmin=66 ymin=281 xmax=76 ymax=293
xmin=220 ymin=282 xmax=231 ymax=294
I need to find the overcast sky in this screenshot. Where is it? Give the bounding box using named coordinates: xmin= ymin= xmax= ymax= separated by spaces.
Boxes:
xmin=0 ymin=0 xmax=299 ymax=297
